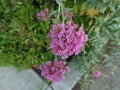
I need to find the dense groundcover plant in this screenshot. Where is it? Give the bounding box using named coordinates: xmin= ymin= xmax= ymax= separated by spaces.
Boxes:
xmin=0 ymin=0 xmax=120 ymax=89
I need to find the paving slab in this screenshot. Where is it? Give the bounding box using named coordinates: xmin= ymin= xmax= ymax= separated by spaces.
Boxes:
xmin=0 ymin=66 xmax=47 ymax=90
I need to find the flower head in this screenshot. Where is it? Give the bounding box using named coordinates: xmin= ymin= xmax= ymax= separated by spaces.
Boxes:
xmin=93 ymin=71 xmax=102 ymax=78
xmin=37 ymin=8 xmax=49 ymax=21
xmin=48 ymin=21 xmax=88 ymax=59
xmin=40 ymin=60 xmax=70 ymax=82
xmin=64 ymin=11 xmax=74 ymax=20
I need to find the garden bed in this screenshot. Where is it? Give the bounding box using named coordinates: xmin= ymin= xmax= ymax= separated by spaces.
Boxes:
xmin=0 ymin=0 xmax=120 ymax=90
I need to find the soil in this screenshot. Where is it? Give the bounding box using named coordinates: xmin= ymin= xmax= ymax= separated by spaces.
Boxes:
xmin=72 ymin=83 xmax=81 ymax=90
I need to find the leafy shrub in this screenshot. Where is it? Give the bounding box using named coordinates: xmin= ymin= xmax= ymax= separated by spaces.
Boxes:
xmin=0 ymin=0 xmax=55 ymax=69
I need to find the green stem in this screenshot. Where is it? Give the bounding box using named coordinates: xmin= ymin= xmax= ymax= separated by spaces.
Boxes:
xmin=55 ymin=55 xmax=57 ymax=61
xmin=83 ymin=51 xmax=87 ymax=67
xmin=57 ymin=5 xmax=61 ymax=22
xmin=61 ymin=6 xmax=65 ymax=24
xmin=56 ymin=0 xmax=65 ymax=24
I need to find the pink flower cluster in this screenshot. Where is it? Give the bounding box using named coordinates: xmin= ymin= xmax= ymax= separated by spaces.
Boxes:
xmin=48 ymin=21 xmax=88 ymax=58
xmin=40 ymin=60 xmax=70 ymax=82
xmin=37 ymin=8 xmax=49 ymax=21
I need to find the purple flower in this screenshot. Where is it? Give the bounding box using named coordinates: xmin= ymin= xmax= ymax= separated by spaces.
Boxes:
xmin=48 ymin=21 xmax=88 ymax=59
xmin=64 ymin=11 xmax=74 ymax=20
xmin=93 ymin=71 xmax=102 ymax=78
xmin=37 ymin=8 xmax=49 ymax=21
xmin=40 ymin=60 xmax=70 ymax=82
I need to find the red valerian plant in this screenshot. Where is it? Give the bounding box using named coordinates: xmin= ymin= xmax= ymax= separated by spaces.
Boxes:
xmin=38 ymin=7 xmax=88 ymax=82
